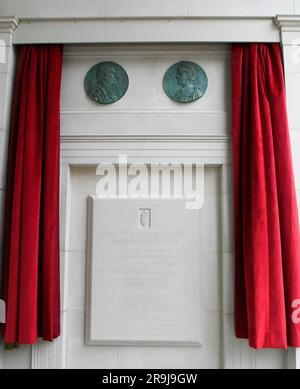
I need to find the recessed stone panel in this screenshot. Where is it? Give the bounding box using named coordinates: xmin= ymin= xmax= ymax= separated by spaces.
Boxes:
xmin=86 ymin=197 xmax=203 ymax=345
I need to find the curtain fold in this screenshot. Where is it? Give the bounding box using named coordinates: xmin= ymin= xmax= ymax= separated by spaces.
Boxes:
xmin=0 ymin=45 xmax=62 ymax=345
xmin=232 ymin=43 xmax=300 ymax=348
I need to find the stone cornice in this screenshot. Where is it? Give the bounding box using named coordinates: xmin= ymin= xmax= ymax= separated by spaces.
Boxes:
xmin=275 ymin=15 xmax=300 ymax=30
xmin=0 ymin=15 xmax=289 ymax=44
xmin=13 ymin=16 xmax=279 ymax=44
xmin=60 ymin=134 xmax=230 ymax=143
xmin=0 ymin=17 xmax=19 ymax=34
xmin=274 ymin=15 xmax=300 ymax=45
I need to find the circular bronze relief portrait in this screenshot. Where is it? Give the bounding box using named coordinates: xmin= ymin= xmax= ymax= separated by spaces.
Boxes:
xmin=163 ymin=61 xmax=208 ymax=103
xmin=84 ymin=62 xmax=129 ymax=104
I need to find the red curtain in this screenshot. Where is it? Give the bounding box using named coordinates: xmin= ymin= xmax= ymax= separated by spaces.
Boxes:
xmin=0 ymin=45 xmax=62 ymax=345
xmin=232 ymin=43 xmax=300 ymax=348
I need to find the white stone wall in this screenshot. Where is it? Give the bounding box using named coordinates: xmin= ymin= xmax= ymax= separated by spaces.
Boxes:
xmin=0 ymin=1 xmax=299 ymax=369
xmin=0 ymin=0 xmax=298 ymax=18
xmin=41 ymin=43 xmax=288 ymax=369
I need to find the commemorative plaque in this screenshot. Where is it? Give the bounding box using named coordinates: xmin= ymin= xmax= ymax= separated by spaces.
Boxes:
xmin=84 ymin=62 xmax=129 ymax=104
xmin=86 ymin=197 xmax=203 ymax=345
xmin=163 ymin=61 xmax=208 ymax=103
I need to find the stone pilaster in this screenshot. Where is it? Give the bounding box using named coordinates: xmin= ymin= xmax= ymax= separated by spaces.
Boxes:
xmin=0 ymin=17 xmax=18 ymax=345
xmin=275 ymin=15 xmax=300 ymax=369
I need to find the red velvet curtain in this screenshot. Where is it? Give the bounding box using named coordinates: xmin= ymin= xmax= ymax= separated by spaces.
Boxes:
xmin=0 ymin=45 xmax=62 ymax=345
xmin=232 ymin=43 xmax=300 ymax=348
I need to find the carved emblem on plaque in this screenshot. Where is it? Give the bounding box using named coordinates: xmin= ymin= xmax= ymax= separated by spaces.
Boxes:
xmin=138 ymin=208 xmax=151 ymax=229
xmin=163 ymin=61 xmax=208 ymax=103
xmin=84 ymin=62 xmax=129 ymax=104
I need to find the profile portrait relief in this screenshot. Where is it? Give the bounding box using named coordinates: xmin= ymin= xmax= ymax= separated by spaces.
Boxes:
xmin=163 ymin=61 xmax=208 ymax=103
xmin=84 ymin=61 xmax=129 ymax=105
